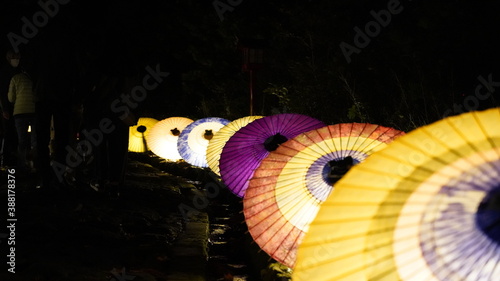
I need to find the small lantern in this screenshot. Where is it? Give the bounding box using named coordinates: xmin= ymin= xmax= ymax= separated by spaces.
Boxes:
xmin=241 ymin=47 xmax=264 ymax=72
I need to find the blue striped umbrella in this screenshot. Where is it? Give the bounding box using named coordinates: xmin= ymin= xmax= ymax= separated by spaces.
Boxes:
xmin=177 ymin=117 xmax=231 ymax=167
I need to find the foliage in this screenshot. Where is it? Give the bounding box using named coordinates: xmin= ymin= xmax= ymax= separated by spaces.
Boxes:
xmin=263 ymin=84 xmax=290 ymax=113
xmin=261 ymin=262 xmax=292 ymax=281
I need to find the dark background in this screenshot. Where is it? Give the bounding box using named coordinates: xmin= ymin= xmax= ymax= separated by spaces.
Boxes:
xmin=1 ymin=0 xmax=499 ymax=131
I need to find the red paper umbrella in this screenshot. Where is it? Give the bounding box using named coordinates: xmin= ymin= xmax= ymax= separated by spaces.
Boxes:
xmin=219 ymin=113 xmax=326 ymax=198
xmin=244 ymin=123 xmax=405 ymax=268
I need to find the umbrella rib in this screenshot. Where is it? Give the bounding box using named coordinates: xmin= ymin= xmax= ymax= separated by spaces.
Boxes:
xmin=373 ymin=144 xmax=481 ymax=180
xmin=343 ymin=123 xmax=358 ymax=158
xmin=419 ymin=125 xmax=496 ymax=179
xmin=246 ymin=201 xmax=292 ymax=245
xmin=277 ymin=195 xmax=323 ymax=262
xmin=433 ymin=234 xmax=486 ymax=280
xmin=377 ymin=235 xmax=429 ymax=281
xmin=245 ymin=181 xmax=323 ymax=265
xmin=472 ymin=110 xmax=500 ymax=156
xmin=330 ymin=124 xmax=342 ymax=155
xmin=414 ymin=194 xmax=494 ymax=280
xmin=315 ymin=125 xmax=335 ymax=155
xmin=365 ymin=126 xmax=403 ymax=151
xmin=244 ymin=196 xmax=275 ymax=215
xmin=470 ymin=111 xmax=500 ymax=172
xmin=301 ymin=130 xmax=330 ymax=156
xmin=480 ymin=242 xmax=500 ymax=281
xmin=452 ymin=237 xmax=494 ymax=278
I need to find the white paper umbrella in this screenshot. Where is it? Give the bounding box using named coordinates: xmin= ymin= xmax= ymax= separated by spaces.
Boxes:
xmin=147 ymin=117 xmax=194 ymax=161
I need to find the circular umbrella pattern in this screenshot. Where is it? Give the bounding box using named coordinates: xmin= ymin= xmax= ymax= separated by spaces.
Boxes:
xmin=206 ymin=115 xmax=264 ymax=176
xmin=177 ymin=117 xmax=231 ymax=167
xmin=147 ymin=117 xmax=194 ymax=161
xmin=128 ymin=117 xmax=159 ymax=152
xmin=294 ymin=107 xmax=500 ymax=281
xmin=244 ymin=123 xmax=405 ymax=268
xmin=219 ymin=113 xmax=326 ymax=198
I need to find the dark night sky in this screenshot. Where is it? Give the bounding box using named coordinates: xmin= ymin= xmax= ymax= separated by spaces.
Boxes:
xmin=1 ymin=0 xmax=499 ymax=122
xmin=2 ymin=0 xmax=499 ymax=72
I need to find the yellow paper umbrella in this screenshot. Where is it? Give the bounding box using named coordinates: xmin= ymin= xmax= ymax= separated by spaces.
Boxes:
xmin=206 ymin=115 xmax=264 ymax=176
xmin=244 ymin=123 xmax=405 ymax=268
xmin=146 ymin=117 xmax=194 ymax=161
xmin=128 ymin=117 xmax=158 ymax=152
xmin=294 ymin=107 xmax=500 ymax=281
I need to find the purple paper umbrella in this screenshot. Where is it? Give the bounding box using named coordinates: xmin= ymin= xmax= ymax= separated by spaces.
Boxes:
xmin=219 ymin=113 xmax=326 ymax=197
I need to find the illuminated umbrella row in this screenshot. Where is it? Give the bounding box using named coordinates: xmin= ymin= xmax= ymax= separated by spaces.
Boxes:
xmin=218 ymin=117 xmax=406 ymax=268
xmin=129 ymin=108 xmax=500 ymax=280
xmin=187 ymin=113 xmax=405 ymax=268
xmin=129 ymin=114 xmax=406 ymax=270
xmin=128 ymin=116 xmax=229 ymax=166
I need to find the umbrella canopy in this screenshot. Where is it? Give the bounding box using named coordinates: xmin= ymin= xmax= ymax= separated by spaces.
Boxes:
xmin=244 ymin=123 xmax=405 ymax=268
xmin=128 ymin=117 xmax=159 ymax=152
xmin=293 ymin=107 xmax=500 ymax=281
xmin=206 ymin=115 xmax=264 ymax=176
xmin=219 ymin=113 xmax=326 ymax=198
xmin=177 ymin=117 xmax=231 ymax=167
xmin=147 ymin=117 xmax=194 ymax=161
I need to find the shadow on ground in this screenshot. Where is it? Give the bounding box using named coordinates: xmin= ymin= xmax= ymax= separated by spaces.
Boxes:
xmin=0 ymin=152 xmax=204 ymax=280
xmin=0 ymin=152 xmax=291 ymax=281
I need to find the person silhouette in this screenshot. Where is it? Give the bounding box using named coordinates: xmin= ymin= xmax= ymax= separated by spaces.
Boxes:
xmin=32 ymin=21 xmax=79 ymax=189
xmin=0 ymin=49 xmax=22 ymax=168
xmin=8 ymin=67 xmax=37 ymax=173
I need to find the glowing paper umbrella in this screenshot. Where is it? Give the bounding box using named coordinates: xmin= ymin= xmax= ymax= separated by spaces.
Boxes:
xmin=294 ymin=107 xmax=500 ymax=281
xmin=219 ymin=113 xmax=326 ymax=198
xmin=244 ymin=123 xmax=405 ymax=268
xmin=206 ymin=115 xmax=264 ymax=176
xmin=146 ymin=117 xmax=194 ymax=161
xmin=128 ymin=117 xmax=158 ymax=152
xmin=177 ymin=117 xmax=230 ymax=167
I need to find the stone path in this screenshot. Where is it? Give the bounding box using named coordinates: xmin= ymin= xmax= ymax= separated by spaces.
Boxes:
xmin=166 ymin=182 xmax=209 ymax=281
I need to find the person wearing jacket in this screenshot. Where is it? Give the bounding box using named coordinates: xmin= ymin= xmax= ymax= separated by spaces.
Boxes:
xmin=8 ymin=69 xmax=36 ymax=173
xmin=0 ymin=50 xmax=21 ymax=167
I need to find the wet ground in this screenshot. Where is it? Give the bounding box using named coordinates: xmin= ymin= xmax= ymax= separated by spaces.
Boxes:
xmin=0 ymin=152 xmax=291 ymax=281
